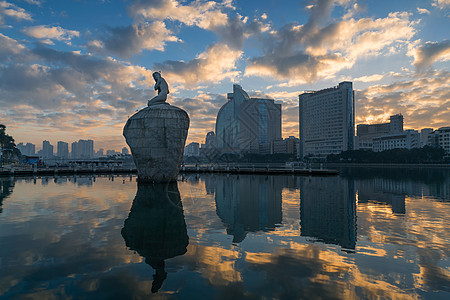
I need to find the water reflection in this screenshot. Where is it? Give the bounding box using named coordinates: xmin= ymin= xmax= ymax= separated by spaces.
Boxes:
xmin=0 ymin=177 xmax=14 ymax=213
xmin=299 ymin=176 xmax=357 ymax=251
xmin=121 ymin=182 xmax=189 ymax=293
xmin=215 ymin=175 xmax=282 ymax=243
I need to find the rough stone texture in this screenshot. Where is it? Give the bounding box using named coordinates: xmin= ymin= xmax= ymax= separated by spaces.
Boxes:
xmin=123 ymin=103 xmax=189 ymax=182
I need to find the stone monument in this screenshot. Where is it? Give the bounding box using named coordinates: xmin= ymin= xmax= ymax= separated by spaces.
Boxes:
xmin=123 ymin=72 xmax=189 ymax=182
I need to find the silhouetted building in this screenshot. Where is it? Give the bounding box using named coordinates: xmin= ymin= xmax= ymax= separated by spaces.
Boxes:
xmin=42 ymin=140 xmax=54 ymax=159
xmin=300 ymin=176 xmax=356 ymax=250
xmin=272 ymin=136 xmax=299 ymax=156
xmin=17 ymin=142 xmax=36 ymax=156
xmin=356 ymin=114 xmax=404 ymax=150
xmin=215 ymin=175 xmax=282 ymax=243
xmin=299 ymin=81 xmax=355 ymax=158
xmin=216 ymin=84 xmax=281 ymax=154
xmin=184 ymin=142 xmax=200 ymax=157
xmin=57 ymin=141 xmax=69 ymax=160
xmin=122 ymin=147 xmax=129 ymax=155
xmin=71 ymin=139 xmax=94 ymax=159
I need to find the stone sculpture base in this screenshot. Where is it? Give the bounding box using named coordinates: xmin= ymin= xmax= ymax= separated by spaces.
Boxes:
xmin=123 ymin=103 xmax=189 ymax=183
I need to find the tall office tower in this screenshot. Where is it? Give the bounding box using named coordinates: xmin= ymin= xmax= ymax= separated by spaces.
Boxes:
xmin=71 ymin=141 xmax=78 ymax=159
xmin=299 ymin=81 xmax=355 ymax=158
xmin=216 ymin=84 xmax=281 ymax=154
xmin=389 ymin=114 xmax=403 ymax=134
xmin=42 ymin=140 xmax=54 ymax=159
xmin=57 ymin=141 xmax=69 ymax=159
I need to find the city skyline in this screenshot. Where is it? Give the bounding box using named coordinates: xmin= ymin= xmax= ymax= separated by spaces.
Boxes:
xmin=1 ymin=0 xmax=449 ymax=151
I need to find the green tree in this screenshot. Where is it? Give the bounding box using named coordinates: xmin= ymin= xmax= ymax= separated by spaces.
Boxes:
xmin=0 ymin=124 xmax=21 ymax=164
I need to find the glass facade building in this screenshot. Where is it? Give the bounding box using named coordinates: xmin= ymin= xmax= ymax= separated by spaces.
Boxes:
xmin=215 ymin=85 xmax=281 ymax=154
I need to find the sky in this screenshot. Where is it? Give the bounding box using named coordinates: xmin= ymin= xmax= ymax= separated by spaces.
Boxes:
xmin=0 ymin=0 xmax=449 ymax=151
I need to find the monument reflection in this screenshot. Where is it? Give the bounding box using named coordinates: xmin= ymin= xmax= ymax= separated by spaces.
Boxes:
xmin=214 ymin=175 xmax=282 ymax=243
xmin=121 ymin=182 xmax=189 ymax=293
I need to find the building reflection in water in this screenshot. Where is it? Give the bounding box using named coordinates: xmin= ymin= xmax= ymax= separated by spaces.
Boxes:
xmin=0 ymin=177 xmax=14 ymax=213
xmin=121 ymin=182 xmax=189 ymax=293
xmin=299 ymin=176 xmax=357 ymax=251
xmin=215 ymin=175 xmax=282 ymax=243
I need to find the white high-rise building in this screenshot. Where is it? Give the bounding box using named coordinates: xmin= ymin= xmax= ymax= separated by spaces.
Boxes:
xmin=299 ymin=81 xmax=355 ymax=158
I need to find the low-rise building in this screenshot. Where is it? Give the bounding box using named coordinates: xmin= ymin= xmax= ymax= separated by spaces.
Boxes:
xmin=373 ymin=130 xmax=420 ymax=152
xmin=428 ymin=127 xmax=450 ymax=153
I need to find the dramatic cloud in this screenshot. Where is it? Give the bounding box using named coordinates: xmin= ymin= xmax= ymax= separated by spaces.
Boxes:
xmin=412 ymin=40 xmax=450 ymax=71
xmin=0 ymin=35 xmax=155 ymax=144
xmin=0 ymin=1 xmax=32 ymax=23
xmin=356 ymin=70 xmax=450 ymax=129
xmin=89 ymin=21 xmax=179 ymax=57
xmin=245 ymin=7 xmax=416 ymax=84
xmin=22 ymin=25 xmax=79 ymax=45
xmin=129 ymin=0 xmax=230 ymax=30
xmin=153 ymin=43 xmax=242 ymax=86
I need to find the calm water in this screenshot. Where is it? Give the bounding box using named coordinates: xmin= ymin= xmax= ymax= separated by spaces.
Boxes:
xmin=0 ymin=168 xmax=449 ymax=299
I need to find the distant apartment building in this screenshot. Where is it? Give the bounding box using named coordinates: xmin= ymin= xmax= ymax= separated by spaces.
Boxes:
xmin=57 ymin=141 xmax=69 ymax=159
xmin=17 ymin=142 xmax=35 ymax=156
xmin=299 ymin=81 xmax=355 ymax=158
xmin=215 ymin=84 xmax=281 ymax=154
xmin=373 ymin=130 xmax=420 ymax=152
xmin=272 ymin=136 xmax=299 ymax=156
xmin=356 ymin=114 xmax=404 ymax=150
xmin=184 ymin=142 xmax=200 ymax=157
xmin=97 ymin=148 xmax=104 ymax=157
xmin=42 ymin=140 xmax=54 ymax=159
xmin=420 ymin=128 xmax=434 ymax=147
xmin=71 ymin=139 xmax=94 ymax=159
xmin=428 ymin=127 xmax=450 ymax=153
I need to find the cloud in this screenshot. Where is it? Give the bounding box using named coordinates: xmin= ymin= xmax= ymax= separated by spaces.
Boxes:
xmin=0 ymin=1 xmax=32 ymax=23
xmin=22 ymin=25 xmax=79 ymax=44
xmin=244 ymin=4 xmax=417 ymax=84
xmin=354 ymin=73 xmax=385 ymax=82
xmin=129 ymin=0 xmax=230 ymax=30
xmin=417 ymin=8 xmax=430 ymax=15
xmin=89 ymin=21 xmax=179 ymax=58
xmin=356 ymin=70 xmax=450 ymax=130
xmin=153 ymin=43 xmax=242 ymax=86
xmin=432 ymin=0 xmax=450 ymax=9
xmin=24 ymin=0 xmax=42 ymax=5
xmin=0 ymin=33 xmax=27 ymax=61
xmin=0 ymin=35 xmax=156 ymax=144
xmin=411 ymin=40 xmax=450 ymax=71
